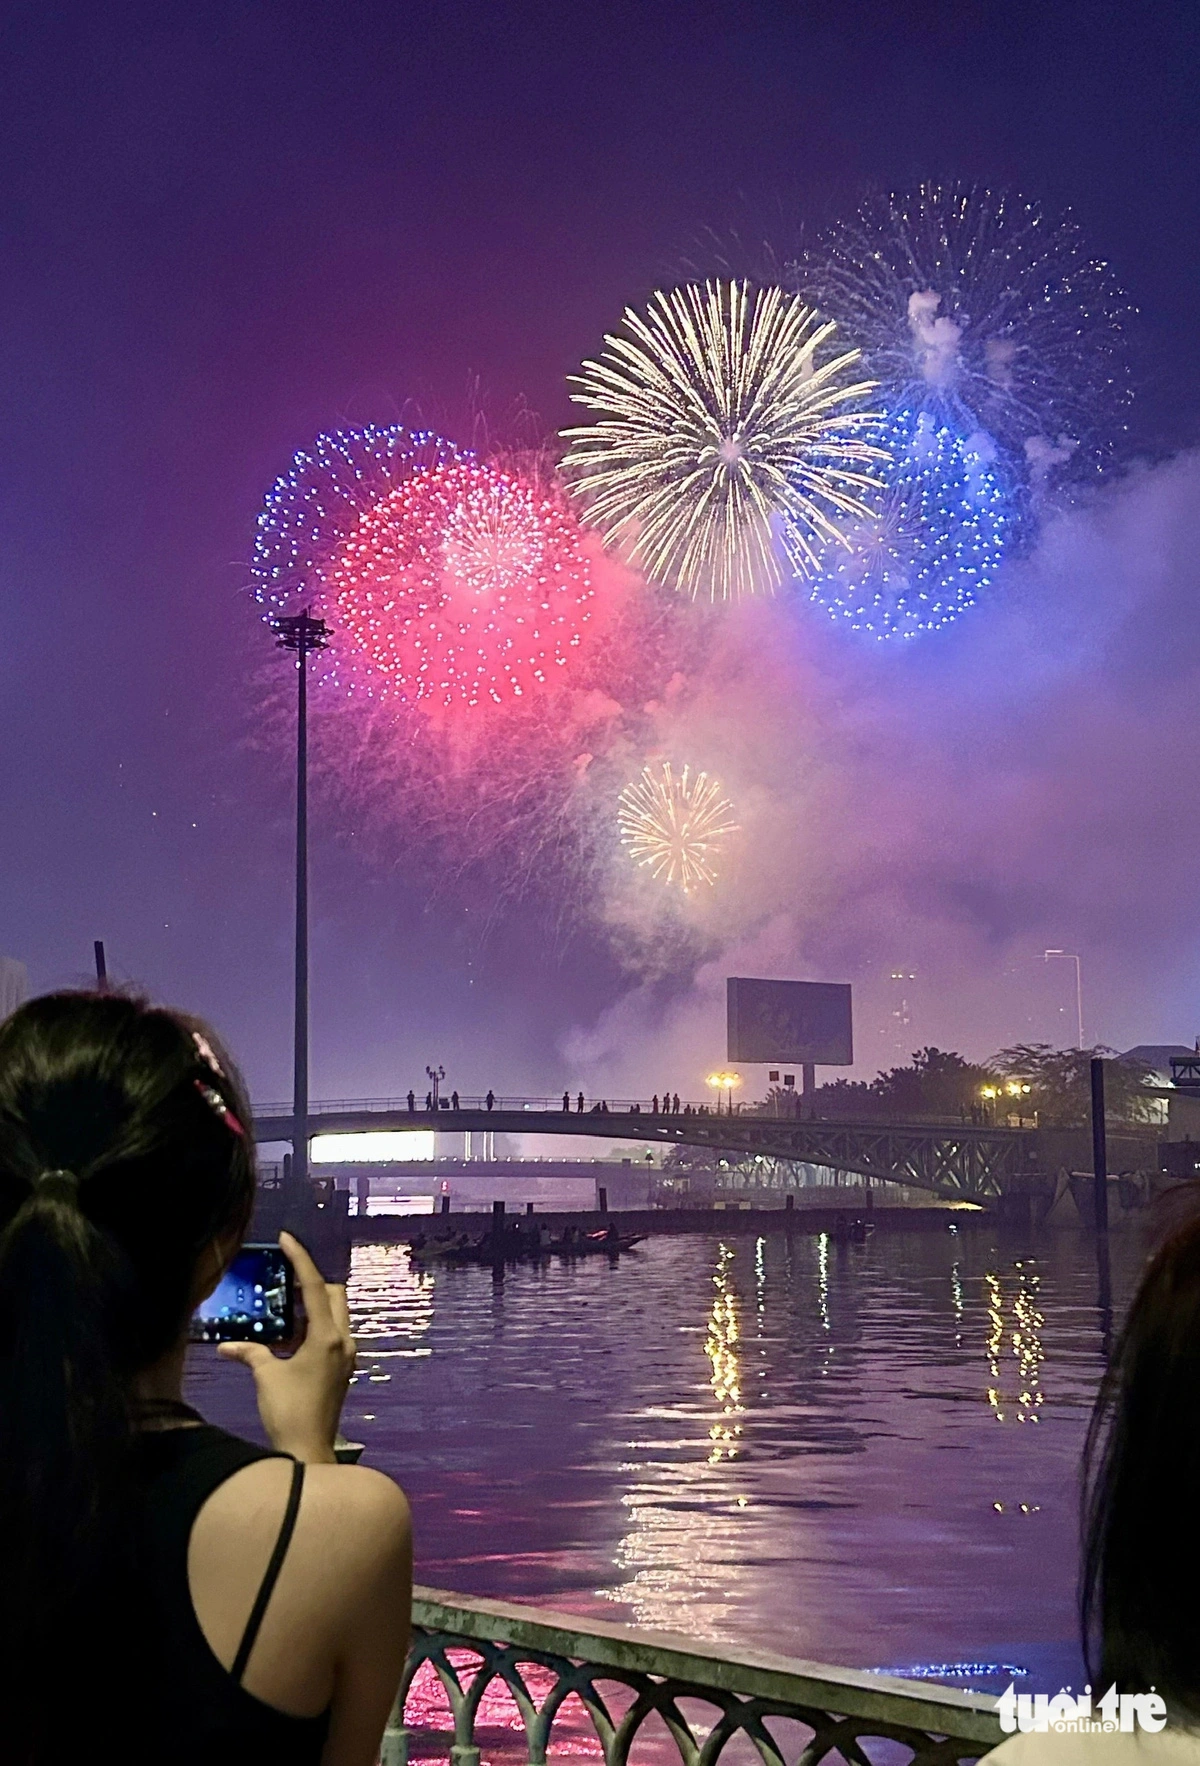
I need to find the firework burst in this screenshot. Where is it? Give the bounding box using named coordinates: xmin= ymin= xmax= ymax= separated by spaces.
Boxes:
xmin=326 ymin=460 xmax=595 ymax=711
xmin=561 ymin=280 xmax=885 ymax=603
xmin=799 ymin=184 xmax=1133 ymax=485
xmin=811 ymin=406 xmax=1016 ymax=639
xmin=250 ymin=425 xmax=462 ymax=613
xmin=617 ymin=762 xmax=738 ymax=893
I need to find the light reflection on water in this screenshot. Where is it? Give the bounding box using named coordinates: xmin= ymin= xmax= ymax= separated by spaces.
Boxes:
xmin=186 ymin=1223 xmax=1143 ymax=1690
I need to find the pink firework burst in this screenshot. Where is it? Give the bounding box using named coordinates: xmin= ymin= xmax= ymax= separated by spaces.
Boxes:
xmin=326 ymin=461 xmax=595 ymax=712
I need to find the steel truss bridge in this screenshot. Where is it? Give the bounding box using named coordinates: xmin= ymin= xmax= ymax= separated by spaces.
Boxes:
xmin=252 ymin=1096 xmax=1049 ymax=1203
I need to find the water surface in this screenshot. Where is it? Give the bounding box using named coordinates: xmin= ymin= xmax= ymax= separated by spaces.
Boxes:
xmin=187 ymin=1222 xmax=1142 ymax=1690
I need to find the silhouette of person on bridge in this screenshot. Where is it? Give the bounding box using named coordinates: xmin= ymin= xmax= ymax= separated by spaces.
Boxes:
xmin=577 ymin=1092 xmax=584 ymax=1113
xmin=652 ymin=1095 xmax=659 ymax=1114
xmin=450 ymin=1090 xmax=459 ymax=1110
xmin=672 ymin=1093 xmax=680 ymax=1113
xmin=407 ymin=1090 xmax=415 ymax=1113
xmin=563 ymin=1091 xmax=570 ymax=1112
xmin=425 ymin=1092 xmax=433 ymax=1111
xmin=486 ymin=1089 xmax=495 ymax=1111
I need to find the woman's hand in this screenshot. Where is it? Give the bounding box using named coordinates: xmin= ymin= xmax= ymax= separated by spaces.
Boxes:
xmin=218 ymin=1231 xmax=356 ymax=1464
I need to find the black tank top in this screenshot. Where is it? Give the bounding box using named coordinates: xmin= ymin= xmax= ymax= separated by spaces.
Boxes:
xmin=136 ymin=1424 xmax=331 ymax=1761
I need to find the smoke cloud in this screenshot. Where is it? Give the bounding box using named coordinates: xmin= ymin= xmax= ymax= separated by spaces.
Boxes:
xmin=565 ymin=450 xmax=1200 ymax=1095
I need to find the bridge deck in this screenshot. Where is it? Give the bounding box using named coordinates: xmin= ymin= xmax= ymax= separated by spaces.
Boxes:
xmin=252 ymin=1101 xmax=1040 ymax=1200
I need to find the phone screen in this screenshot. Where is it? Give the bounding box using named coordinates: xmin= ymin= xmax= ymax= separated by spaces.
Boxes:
xmin=189 ymin=1243 xmax=294 ymax=1344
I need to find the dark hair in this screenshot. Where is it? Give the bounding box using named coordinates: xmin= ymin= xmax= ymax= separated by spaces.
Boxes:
xmin=1082 ymin=1213 xmax=1200 ymax=1712
xmin=0 ymin=990 xmax=256 ymax=1759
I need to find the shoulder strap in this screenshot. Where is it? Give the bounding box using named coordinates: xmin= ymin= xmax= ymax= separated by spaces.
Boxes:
xmin=230 ymin=1459 xmax=306 ymax=1684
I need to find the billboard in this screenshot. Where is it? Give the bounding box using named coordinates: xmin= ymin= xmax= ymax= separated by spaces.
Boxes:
xmin=726 ymin=977 xmax=853 ymax=1066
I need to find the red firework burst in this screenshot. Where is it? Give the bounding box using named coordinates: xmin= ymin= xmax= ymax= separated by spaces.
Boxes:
xmin=326 ymin=461 xmax=595 ymax=711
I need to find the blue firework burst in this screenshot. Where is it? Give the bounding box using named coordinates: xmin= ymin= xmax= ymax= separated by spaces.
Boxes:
xmin=807 ymin=407 xmax=1016 ymax=639
xmin=250 ymin=424 xmax=464 ymax=614
xmin=798 ymin=184 xmax=1133 ymax=491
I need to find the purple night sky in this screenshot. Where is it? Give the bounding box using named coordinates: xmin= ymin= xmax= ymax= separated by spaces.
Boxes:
xmin=1 ymin=1 xmax=1199 ymax=1103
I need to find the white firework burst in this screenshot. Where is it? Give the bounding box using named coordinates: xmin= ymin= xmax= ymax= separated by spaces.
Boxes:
xmin=561 ymin=280 xmax=885 ymax=603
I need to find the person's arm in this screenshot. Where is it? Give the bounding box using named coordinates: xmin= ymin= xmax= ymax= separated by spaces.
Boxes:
xmin=317 ymin=1468 xmax=413 ymax=1766
xmin=220 ymin=1231 xmax=414 ymax=1761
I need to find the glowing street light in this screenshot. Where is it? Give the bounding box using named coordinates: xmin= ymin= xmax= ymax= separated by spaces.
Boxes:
xmin=706 ymin=1071 xmax=742 ymax=1116
xmin=1044 ymin=949 xmax=1084 ymax=1050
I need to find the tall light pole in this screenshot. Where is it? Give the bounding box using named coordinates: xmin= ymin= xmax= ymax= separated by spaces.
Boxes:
xmin=1044 ymin=950 xmax=1084 ymax=1050
xmin=273 ymin=609 xmax=330 ymax=1206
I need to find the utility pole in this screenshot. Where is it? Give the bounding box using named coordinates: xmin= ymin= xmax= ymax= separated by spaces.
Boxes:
xmin=1090 ymin=1054 xmax=1113 ymax=1356
xmin=272 ymin=609 xmax=330 ymax=1210
xmin=1090 ymin=1056 xmax=1109 ymax=1239
xmin=93 ymin=941 xmax=108 ymax=990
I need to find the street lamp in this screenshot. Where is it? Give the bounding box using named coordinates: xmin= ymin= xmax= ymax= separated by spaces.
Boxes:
xmin=1044 ymin=949 xmax=1084 ymax=1050
xmin=273 ymin=609 xmax=330 ymax=1207
xmin=706 ymin=1071 xmax=741 ymax=1116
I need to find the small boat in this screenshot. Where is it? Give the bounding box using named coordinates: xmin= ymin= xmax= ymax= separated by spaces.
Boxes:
xmin=409 ymin=1228 xmax=643 ymax=1265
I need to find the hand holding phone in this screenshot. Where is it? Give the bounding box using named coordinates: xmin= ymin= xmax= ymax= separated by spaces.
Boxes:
xmin=216 ymin=1231 xmax=357 ymax=1465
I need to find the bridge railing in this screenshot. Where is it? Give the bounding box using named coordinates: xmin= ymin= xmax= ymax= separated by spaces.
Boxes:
xmin=255 ymin=1095 xmax=745 ymax=1121
xmin=254 ymin=1095 xmax=1016 ymax=1128
xmin=385 ymin=1585 xmax=1002 ymax=1766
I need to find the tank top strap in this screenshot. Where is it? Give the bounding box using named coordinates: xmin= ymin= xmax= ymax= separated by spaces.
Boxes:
xmin=137 ymin=1426 xmax=292 ymax=1632
xmin=230 ymin=1459 xmax=305 ymax=1682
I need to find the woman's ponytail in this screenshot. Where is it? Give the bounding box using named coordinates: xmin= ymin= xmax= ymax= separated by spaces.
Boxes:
xmin=0 ymin=991 xmax=257 ymax=1761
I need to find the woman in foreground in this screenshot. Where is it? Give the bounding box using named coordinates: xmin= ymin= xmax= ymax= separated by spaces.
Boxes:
xmin=992 ymin=1214 xmax=1200 ymax=1758
xmin=0 ymin=990 xmax=411 ymax=1764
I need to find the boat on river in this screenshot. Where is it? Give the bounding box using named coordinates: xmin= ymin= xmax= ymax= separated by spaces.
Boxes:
xmin=409 ymin=1227 xmax=643 ymax=1266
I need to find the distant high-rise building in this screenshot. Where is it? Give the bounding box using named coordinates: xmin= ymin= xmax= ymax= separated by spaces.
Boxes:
xmin=884 ymin=965 xmax=917 ymax=1059
xmin=0 ymin=957 xmax=28 ymax=1021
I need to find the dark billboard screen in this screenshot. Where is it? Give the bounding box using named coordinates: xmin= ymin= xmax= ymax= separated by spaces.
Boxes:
xmin=726 ymin=978 xmax=853 ymax=1066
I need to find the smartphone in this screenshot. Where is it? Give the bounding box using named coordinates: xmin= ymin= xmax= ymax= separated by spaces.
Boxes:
xmin=189 ymin=1243 xmax=294 ymax=1344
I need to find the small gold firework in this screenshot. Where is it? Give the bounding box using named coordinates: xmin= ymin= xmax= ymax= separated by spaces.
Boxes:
xmin=617 ymin=762 xmax=738 ymax=894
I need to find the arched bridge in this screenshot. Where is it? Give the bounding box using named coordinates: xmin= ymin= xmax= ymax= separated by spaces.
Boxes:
xmin=252 ymin=1095 xmax=1054 ymax=1203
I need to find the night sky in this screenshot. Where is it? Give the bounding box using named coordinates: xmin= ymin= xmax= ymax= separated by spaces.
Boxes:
xmin=2 ymin=1 xmax=1198 ymax=1101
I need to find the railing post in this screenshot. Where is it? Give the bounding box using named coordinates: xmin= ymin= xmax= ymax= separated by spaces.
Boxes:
xmin=379 ymin=1713 xmax=409 ymax=1766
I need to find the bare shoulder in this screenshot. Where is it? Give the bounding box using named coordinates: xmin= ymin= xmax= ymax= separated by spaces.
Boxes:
xmin=302 ymin=1463 xmax=411 ymax=1536
xmin=299 ymin=1464 xmax=411 ymax=1578
xmin=193 ymin=1458 xmax=408 ymax=1565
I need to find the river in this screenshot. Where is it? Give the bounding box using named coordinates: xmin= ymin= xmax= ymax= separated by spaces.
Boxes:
xmin=186 ymin=1220 xmax=1144 ymax=1695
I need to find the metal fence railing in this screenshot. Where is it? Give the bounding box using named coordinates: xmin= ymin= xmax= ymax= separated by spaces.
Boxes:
xmin=386 ymin=1585 xmax=1002 ymax=1765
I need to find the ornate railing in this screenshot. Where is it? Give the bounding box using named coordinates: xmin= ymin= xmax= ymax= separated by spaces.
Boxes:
xmin=383 ymin=1587 xmax=1002 ymax=1766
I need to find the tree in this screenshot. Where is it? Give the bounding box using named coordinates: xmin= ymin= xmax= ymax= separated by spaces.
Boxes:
xmin=872 ymin=1047 xmax=996 ymax=1118
xmin=805 ymin=1077 xmax=881 ymax=1119
xmin=804 ymin=1047 xmax=994 ymax=1121
xmin=990 ymin=1043 xmax=1157 ymax=1129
